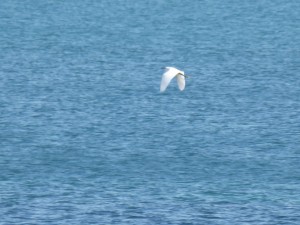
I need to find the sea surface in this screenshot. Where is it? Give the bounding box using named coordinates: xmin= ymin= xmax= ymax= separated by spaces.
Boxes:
xmin=1 ymin=1 xmax=300 ymax=224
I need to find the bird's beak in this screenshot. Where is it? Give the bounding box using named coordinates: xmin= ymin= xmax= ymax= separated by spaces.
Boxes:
xmin=184 ymin=75 xmax=189 ymax=78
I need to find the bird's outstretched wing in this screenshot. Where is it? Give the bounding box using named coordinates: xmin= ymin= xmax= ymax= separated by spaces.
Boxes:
xmin=176 ymin=74 xmax=185 ymax=91
xmin=160 ymin=67 xmax=180 ymax=92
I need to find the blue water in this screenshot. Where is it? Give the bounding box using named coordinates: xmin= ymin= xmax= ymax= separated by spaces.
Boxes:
xmin=1 ymin=1 xmax=300 ymax=224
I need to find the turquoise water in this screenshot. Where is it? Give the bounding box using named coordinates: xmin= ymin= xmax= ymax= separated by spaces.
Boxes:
xmin=1 ymin=1 xmax=300 ymax=224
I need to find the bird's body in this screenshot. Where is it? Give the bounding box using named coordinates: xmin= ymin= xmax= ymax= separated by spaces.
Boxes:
xmin=160 ymin=67 xmax=186 ymax=92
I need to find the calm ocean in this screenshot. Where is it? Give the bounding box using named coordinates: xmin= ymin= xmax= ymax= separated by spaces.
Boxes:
xmin=1 ymin=1 xmax=300 ymax=224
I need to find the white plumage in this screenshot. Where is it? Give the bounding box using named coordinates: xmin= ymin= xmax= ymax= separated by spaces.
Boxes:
xmin=160 ymin=67 xmax=186 ymax=92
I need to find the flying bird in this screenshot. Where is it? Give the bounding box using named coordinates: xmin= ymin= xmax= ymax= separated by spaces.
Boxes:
xmin=160 ymin=67 xmax=188 ymax=92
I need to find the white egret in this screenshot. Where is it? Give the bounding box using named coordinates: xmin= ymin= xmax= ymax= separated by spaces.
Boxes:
xmin=160 ymin=67 xmax=188 ymax=92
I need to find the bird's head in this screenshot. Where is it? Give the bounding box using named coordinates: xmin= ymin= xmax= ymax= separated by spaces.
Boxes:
xmin=179 ymin=73 xmax=189 ymax=78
